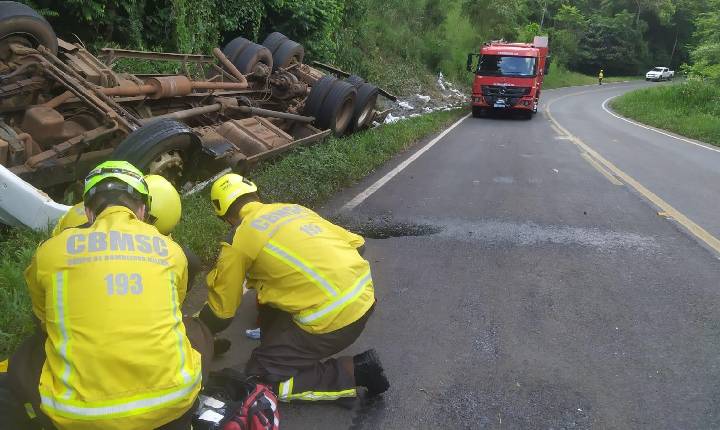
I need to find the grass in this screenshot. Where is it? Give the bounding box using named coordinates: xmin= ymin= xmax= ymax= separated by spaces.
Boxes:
xmin=0 ymin=108 xmax=465 ymax=358
xmin=0 ymin=226 xmax=48 ymax=359
xmin=610 ymin=80 xmax=720 ymax=147
xmin=543 ymin=63 xmax=639 ymax=89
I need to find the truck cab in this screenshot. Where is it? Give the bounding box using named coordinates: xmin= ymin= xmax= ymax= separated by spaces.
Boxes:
xmin=467 ymin=36 xmax=550 ymax=119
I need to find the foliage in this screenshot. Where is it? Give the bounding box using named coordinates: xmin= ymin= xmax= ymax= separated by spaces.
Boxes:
xmin=19 ymin=0 xmax=716 ymax=86
xmin=571 ymin=11 xmax=648 ymax=75
xmin=611 ymin=80 xmax=720 ymax=146
xmin=0 ymin=227 xmax=47 ymax=358
xmin=542 ymin=62 xmax=636 ymax=89
xmin=684 ymin=0 xmax=720 ymax=81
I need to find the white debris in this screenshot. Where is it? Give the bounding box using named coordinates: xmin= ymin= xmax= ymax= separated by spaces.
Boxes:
xmin=423 ymin=107 xmax=434 ymax=113
xmin=436 ymin=72 xmax=447 ymax=91
xmin=384 ymin=113 xmax=403 ymax=124
xmin=415 ymin=94 xmax=431 ymax=103
xmin=398 ymin=101 xmax=414 ymax=110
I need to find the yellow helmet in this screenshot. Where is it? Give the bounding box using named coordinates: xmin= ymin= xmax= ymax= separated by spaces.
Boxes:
xmin=145 ymin=175 xmax=182 ymax=235
xmin=210 ymin=173 xmax=258 ymax=216
xmin=52 ymin=202 xmax=89 ymax=236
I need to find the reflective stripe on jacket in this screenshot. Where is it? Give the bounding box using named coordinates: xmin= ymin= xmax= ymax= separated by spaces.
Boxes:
xmin=206 ymin=202 xmax=375 ymax=334
xmin=25 ymin=206 xmax=201 ymax=430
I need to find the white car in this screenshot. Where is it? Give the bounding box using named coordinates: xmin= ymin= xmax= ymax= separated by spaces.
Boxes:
xmin=646 ymin=67 xmax=674 ymax=81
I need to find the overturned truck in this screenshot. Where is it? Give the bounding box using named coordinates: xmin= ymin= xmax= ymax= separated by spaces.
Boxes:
xmin=0 ymin=1 xmax=393 ymax=217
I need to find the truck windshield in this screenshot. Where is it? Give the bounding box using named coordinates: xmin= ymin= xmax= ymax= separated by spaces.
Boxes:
xmin=477 ymin=55 xmax=536 ymax=77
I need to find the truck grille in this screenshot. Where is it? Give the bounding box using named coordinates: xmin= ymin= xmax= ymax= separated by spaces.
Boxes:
xmin=481 ymin=86 xmax=531 ymax=97
xmin=480 ymin=86 xmax=531 ymax=107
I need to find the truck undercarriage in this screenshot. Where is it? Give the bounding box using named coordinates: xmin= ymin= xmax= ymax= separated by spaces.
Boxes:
xmin=0 ymin=1 xmax=394 ymax=228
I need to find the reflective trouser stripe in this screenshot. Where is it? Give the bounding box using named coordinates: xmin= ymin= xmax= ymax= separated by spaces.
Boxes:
xmin=53 ymin=271 xmax=73 ymax=399
xmin=294 ymin=271 xmax=372 ymax=325
xmin=40 ymin=372 xmax=201 ymax=419
xmin=263 ymin=241 xmax=339 ymax=297
xmin=277 ymin=377 xmax=357 ymax=402
xmin=169 ymin=271 xmax=190 ymax=383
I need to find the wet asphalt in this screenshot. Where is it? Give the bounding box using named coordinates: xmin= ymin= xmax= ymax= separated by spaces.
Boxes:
xmin=200 ymin=81 xmax=720 ymax=429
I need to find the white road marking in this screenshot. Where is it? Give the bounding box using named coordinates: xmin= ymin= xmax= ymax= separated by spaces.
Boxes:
xmin=601 ymin=97 xmax=720 ymax=154
xmin=341 ymin=113 xmax=470 ymax=211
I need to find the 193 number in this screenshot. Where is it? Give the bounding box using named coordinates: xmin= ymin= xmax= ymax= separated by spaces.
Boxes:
xmin=104 ymin=273 xmax=143 ymax=295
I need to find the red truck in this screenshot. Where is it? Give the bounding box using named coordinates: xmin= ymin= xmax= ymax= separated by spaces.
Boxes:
xmin=466 ymin=36 xmax=550 ymax=119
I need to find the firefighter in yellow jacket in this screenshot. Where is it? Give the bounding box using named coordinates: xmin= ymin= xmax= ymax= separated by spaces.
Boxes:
xmin=199 ymin=173 xmax=389 ymax=402
xmin=7 ymin=161 xmax=212 ymax=430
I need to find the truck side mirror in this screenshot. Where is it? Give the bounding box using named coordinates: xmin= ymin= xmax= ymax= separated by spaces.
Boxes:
xmin=466 ymin=54 xmax=474 ymax=72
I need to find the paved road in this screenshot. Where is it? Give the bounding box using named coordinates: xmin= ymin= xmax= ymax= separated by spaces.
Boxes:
xmin=211 ymin=81 xmax=720 ymax=429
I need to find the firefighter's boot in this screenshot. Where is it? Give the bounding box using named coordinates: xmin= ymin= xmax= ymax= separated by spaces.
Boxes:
xmin=353 ymin=349 xmax=389 ymax=397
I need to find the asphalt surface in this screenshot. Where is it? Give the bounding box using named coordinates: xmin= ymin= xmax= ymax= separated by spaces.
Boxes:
xmin=206 ymin=81 xmax=720 ymax=429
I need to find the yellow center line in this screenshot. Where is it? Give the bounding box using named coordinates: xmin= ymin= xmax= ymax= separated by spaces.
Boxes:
xmin=580 ymin=152 xmax=623 ymax=186
xmin=546 ymin=92 xmax=720 ymax=256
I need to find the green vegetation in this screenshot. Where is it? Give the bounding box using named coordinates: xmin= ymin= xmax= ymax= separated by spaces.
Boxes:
xmin=610 ymin=80 xmax=720 ymax=146
xmin=0 ymin=227 xmax=47 ymax=359
xmin=0 ymin=108 xmax=465 ymax=358
xmin=606 ymin=2 xmax=719 ymax=145
xmin=20 ymin=0 xmax=717 ymax=94
xmin=543 ymin=63 xmax=637 ymax=89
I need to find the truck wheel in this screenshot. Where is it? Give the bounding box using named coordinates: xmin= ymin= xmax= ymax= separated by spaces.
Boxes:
xmin=112 ymin=119 xmax=202 ymax=185
xmin=345 ymin=76 xmax=378 ymax=131
xmin=317 ymin=80 xmax=357 ymax=136
xmin=261 ymin=32 xmax=289 ymax=55
xmin=303 ymin=75 xmax=336 ymax=120
xmin=472 ymin=106 xmax=485 ymax=118
xmin=345 ymin=74 xmax=365 ymax=87
xmin=231 ymin=42 xmax=273 ymax=75
xmin=0 ymin=1 xmax=58 ymax=59
xmin=272 ymin=39 xmax=304 ymax=70
xmin=222 ymin=36 xmax=251 ymax=62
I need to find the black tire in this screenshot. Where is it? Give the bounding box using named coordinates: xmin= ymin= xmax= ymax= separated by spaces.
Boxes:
xmin=347 ymin=81 xmax=379 ymax=131
xmin=317 ymin=80 xmax=357 ymax=136
xmin=303 ymin=75 xmax=336 ymax=118
xmin=345 ymin=74 xmax=365 ymax=87
xmin=272 ymin=39 xmax=304 ymax=70
xmin=0 ymin=1 xmax=57 ymax=56
xmin=472 ymin=106 xmax=484 ymax=118
xmin=112 ymin=119 xmax=202 ymax=183
xmin=232 ymin=42 xmax=273 ymax=75
xmin=261 ymin=31 xmax=289 ymax=55
xmin=222 ymin=36 xmax=251 ymax=63
xmin=521 ymin=110 xmax=533 ymax=120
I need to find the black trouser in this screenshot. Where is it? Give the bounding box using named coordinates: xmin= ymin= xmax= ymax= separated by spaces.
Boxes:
xmin=245 ymin=304 xmax=374 ymax=401
xmin=6 ymin=318 xmax=214 ymax=430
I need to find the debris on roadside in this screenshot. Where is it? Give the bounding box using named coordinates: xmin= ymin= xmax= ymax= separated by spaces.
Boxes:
xmin=379 ymin=72 xmax=469 ymax=124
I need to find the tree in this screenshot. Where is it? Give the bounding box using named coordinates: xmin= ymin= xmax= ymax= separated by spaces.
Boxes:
xmin=572 ymin=11 xmax=648 ymax=74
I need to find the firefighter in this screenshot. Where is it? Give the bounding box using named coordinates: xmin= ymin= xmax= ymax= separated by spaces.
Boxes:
xmin=6 ymin=161 xmax=213 ymax=430
xmin=199 ymin=173 xmax=389 ymax=403
xmin=598 ymin=69 xmax=604 ymax=85
xmin=52 ymin=175 xmax=202 ymax=285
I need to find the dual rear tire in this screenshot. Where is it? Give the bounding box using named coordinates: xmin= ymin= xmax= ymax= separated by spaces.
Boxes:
xmin=303 ymin=75 xmax=357 ymax=136
xmin=222 ymin=37 xmax=273 ymax=75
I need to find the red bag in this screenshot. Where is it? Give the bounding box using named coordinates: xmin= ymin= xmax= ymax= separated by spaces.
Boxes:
xmin=221 ymin=383 xmax=279 ymax=430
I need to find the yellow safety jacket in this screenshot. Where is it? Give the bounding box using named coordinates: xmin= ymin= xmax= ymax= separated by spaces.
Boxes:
xmin=25 ymin=206 xmax=201 ymax=430
xmin=205 ymin=202 xmax=374 ymax=334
